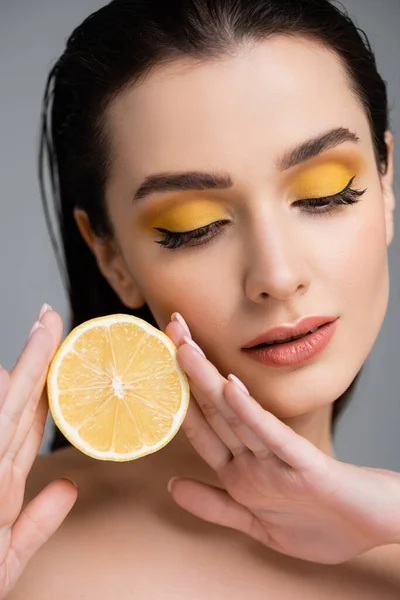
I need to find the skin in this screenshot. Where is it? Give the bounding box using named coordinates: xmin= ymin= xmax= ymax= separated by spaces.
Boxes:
xmin=76 ymin=36 xmax=395 ymax=459
xmin=3 ymin=35 xmax=399 ymax=599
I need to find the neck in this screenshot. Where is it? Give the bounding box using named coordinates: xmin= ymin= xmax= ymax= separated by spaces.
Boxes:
xmin=55 ymin=403 xmax=336 ymax=487
xmin=166 ymin=402 xmax=336 ymax=473
xmin=281 ymin=402 xmax=336 ymax=459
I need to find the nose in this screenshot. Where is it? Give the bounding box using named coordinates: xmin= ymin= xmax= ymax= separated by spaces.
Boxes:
xmin=243 ymin=215 xmax=311 ymax=304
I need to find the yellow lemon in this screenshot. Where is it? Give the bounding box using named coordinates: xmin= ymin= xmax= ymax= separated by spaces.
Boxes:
xmin=47 ymin=314 xmax=189 ymax=461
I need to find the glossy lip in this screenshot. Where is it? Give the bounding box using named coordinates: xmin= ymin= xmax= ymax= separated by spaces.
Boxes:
xmin=242 ymin=315 xmax=338 ymax=348
xmin=242 ymin=320 xmax=338 ymax=367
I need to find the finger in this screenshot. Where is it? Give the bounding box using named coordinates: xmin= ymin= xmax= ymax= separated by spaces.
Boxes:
xmin=20 ymin=310 xmax=63 ymax=412
xmin=7 ymin=311 xmax=62 ymax=458
xmin=1 ymin=311 xmax=62 ymax=458
xmin=171 ymin=312 xmax=192 ymax=340
xmin=164 ymin=319 xmax=187 ymax=350
xmin=177 ymin=342 xmax=247 ymax=457
xmin=13 ymin=392 xmax=49 ymax=478
xmin=165 ymin=313 xmax=193 ymax=351
xmin=213 ymin=376 xmax=273 ymax=459
xmin=36 ymin=308 xmax=63 ymax=349
xmin=182 ymin=394 xmax=232 ymax=472
xmin=0 ymin=366 xmax=11 ymax=410
xmin=7 ymin=310 xmax=62 ymax=414
xmin=9 ymin=479 xmax=77 ymax=583
xmin=224 ymin=379 xmax=326 ymax=472
xmin=165 ymin=318 xmax=234 ymax=470
xmin=168 ymin=477 xmax=259 ymax=538
xmin=5 ymin=325 xmax=51 ymax=424
xmin=190 ymin=372 xmax=268 ymax=459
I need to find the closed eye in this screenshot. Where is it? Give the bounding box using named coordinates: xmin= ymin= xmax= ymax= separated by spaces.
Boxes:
xmin=154 ymin=220 xmax=231 ymax=250
xmin=154 ymin=177 xmax=366 ymax=250
xmin=293 ymin=176 xmax=366 ymax=215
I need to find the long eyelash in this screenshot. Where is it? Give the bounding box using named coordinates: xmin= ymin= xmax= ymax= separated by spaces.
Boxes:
xmin=294 ymin=176 xmax=367 ymax=215
xmin=154 ymin=177 xmax=366 ymax=250
xmin=155 ymin=220 xmax=229 ymax=250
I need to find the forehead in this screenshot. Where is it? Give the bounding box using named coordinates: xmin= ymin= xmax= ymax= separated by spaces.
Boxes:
xmin=107 ymin=36 xmax=371 ymax=180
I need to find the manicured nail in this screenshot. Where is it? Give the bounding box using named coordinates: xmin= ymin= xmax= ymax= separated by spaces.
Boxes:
xmin=171 ymin=312 xmax=191 ymax=339
xmin=183 ymin=336 xmax=206 ymax=358
xmin=38 ymin=303 xmax=52 ymax=321
xmin=62 ymin=477 xmax=78 ymax=489
xmin=28 ymin=320 xmax=44 ymax=342
xmin=228 ymin=374 xmax=250 ymax=395
xmin=167 ymin=476 xmax=179 ymax=493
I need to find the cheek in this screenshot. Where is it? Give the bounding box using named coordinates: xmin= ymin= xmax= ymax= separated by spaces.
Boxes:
xmin=109 ymin=205 xmax=228 ymax=336
xmin=330 ymin=198 xmax=389 ymax=359
xmin=124 ymin=237 xmax=236 ymax=344
xmin=339 ymin=207 xmax=388 ymax=307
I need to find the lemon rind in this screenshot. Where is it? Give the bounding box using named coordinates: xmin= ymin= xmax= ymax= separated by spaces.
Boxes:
xmin=47 ymin=314 xmax=190 ymax=462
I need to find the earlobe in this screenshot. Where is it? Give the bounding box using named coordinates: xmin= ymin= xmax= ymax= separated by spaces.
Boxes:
xmin=73 ymin=208 xmax=146 ymax=310
xmin=74 ymin=208 xmax=95 ymax=252
xmin=382 ymin=131 xmax=396 ymax=246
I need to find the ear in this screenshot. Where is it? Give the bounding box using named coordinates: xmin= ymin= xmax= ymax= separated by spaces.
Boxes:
xmin=74 ymin=208 xmax=145 ymax=309
xmin=382 ymin=131 xmax=396 ymax=247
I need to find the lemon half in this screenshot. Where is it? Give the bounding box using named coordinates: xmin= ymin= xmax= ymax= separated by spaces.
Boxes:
xmin=47 ymin=314 xmax=190 ymax=461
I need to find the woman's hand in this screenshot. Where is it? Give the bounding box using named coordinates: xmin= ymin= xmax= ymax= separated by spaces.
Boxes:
xmin=0 ymin=306 xmax=78 ymax=598
xmin=165 ymin=313 xmax=400 ymax=565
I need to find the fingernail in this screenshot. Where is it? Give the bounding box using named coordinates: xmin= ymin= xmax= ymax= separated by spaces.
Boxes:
xmin=167 ymin=476 xmax=179 ymax=493
xmin=62 ymin=477 xmax=78 ymax=489
xmin=171 ymin=312 xmax=191 ymax=339
xmin=38 ymin=303 xmax=52 ymax=321
xmin=183 ymin=336 xmax=206 ymax=358
xmin=28 ymin=320 xmax=44 ymax=342
xmin=228 ymin=374 xmax=250 ymax=395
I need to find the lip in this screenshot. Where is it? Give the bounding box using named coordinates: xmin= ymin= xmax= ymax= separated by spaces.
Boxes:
xmin=242 ymin=315 xmax=338 ymax=348
xmin=242 ymin=317 xmax=339 ymax=367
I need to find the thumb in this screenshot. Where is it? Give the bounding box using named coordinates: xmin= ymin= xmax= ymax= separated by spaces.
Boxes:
xmin=9 ymin=478 xmax=78 ymax=582
xmin=168 ymin=477 xmax=254 ymax=534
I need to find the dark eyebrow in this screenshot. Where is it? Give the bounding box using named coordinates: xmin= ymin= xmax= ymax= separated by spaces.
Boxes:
xmin=132 ymin=127 xmax=359 ymax=203
xmin=279 ymin=127 xmax=360 ymax=171
xmin=133 ymin=171 xmax=233 ymax=202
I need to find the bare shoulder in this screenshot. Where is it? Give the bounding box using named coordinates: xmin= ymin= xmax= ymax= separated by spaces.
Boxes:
xmin=22 ymin=446 xmax=102 ymax=509
xmin=8 ymin=447 xmax=222 ymax=600
xmin=359 ymin=542 xmax=400 ymax=581
xmin=8 ymin=448 xmax=400 ymax=600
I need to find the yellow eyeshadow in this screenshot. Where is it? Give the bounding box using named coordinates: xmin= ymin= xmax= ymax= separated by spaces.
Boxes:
xmin=290 ymin=163 xmax=355 ymax=199
xmin=151 ymin=200 xmax=228 ymax=232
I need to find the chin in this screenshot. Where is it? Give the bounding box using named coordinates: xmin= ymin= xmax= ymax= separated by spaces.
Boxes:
xmin=234 ymin=355 xmax=363 ymax=420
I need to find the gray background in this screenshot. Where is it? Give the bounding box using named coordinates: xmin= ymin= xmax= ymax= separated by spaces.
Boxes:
xmin=0 ymin=0 xmax=399 ymax=466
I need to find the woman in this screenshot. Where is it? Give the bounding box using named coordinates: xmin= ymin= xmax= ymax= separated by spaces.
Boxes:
xmin=1 ymin=0 xmax=400 ymax=597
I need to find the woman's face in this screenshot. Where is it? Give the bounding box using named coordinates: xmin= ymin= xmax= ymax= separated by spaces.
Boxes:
xmin=99 ymin=36 xmax=394 ymax=419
